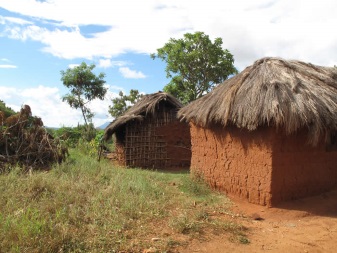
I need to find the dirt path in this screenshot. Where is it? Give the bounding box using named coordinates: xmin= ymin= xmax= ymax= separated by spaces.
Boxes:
xmin=178 ymin=189 xmax=337 ymax=253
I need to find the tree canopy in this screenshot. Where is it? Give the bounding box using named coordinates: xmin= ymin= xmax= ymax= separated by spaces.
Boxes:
xmin=0 ymin=100 xmax=16 ymax=118
xmin=61 ymin=62 xmax=107 ymax=127
xmin=109 ymin=89 xmax=143 ymax=118
xmin=151 ymin=31 xmax=237 ymax=104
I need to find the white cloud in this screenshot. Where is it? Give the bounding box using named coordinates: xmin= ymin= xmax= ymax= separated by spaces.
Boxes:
xmin=68 ymin=63 xmax=80 ymax=69
xmin=0 ymin=84 xmax=121 ymax=127
xmin=0 ymin=0 xmax=191 ymax=59
xmin=0 ymin=64 xmax=17 ymax=68
xmin=119 ymin=67 xmax=146 ymax=79
xmin=0 ymin=85 xmax=81 ymax=127
xmin=0 ymin=0 xmax=337 ymax=68
xmin=98 ymin=59 xmax=127 ymax=68
xmin=20 ymin=85 xmax=59 ymax=99
xmin=0 ymin=86 xmax=17 ymax=99
xmin=2 ymin=16 xmax=33 ymax=25
xmin=98 ymin=59 xmax=112 ymax=68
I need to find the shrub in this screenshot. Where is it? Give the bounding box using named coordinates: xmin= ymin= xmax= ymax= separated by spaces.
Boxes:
xmin=53 ymin=126 xmax=82 ymax=147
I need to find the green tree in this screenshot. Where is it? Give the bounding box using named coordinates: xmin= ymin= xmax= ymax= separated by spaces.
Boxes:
xmin=61 ymin=62 xmax=107 ymax=127
xmin=108 ymin=89 xmax=143 ymax=118
xmin=0 ymin=100 xmax=16 ymax=118
xmin=151 ymin=31 xmax=237 ymax=104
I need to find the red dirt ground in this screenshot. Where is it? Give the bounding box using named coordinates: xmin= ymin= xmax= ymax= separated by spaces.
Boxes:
xmin=178 ymin=189 xmax=337 ymax=253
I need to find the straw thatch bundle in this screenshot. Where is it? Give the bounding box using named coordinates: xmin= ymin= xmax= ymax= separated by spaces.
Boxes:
xmin=178 ymin=57 xmax=337 ymax=145
xmin=0 ymin=105 xmax=68 ymax=171
xmin=104 ymin=92 xmax=183 ymax=140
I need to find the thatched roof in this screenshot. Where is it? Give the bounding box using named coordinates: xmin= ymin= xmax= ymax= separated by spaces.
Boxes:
xmin=104 ymin=92 xmax=183 ymax=140
xmin=178 ymin=57 xmax=337 ymax=144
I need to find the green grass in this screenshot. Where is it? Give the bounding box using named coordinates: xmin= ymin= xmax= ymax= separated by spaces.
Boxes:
xmin=0 ymin=148 xmax=247 ymax=252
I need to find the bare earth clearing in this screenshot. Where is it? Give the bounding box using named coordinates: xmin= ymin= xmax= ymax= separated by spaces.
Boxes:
xmin=177 ymin=189 xmax=337 ymax=253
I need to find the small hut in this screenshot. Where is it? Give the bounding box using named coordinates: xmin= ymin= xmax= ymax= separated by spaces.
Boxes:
xmin=178 ymin=57 xmax=337 ymax=206
xmin=104 ymin=92 xmax=191 ymax=169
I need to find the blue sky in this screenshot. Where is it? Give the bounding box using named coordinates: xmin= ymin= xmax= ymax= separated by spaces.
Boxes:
xmin=1 ymin=0 xmax=337 ymax=127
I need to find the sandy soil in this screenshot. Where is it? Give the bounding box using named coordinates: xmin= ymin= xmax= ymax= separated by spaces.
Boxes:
xmin=178 ymin=189 xmax=337 ymax=253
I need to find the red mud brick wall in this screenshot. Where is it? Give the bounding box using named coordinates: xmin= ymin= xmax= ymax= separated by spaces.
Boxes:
xmin=190 ymin=123 xmax=274 ymax=206
xmin=271 ymin=129 xmax=337 ymax=205
xmin=155 ymin=121 xmax=191 ymax=168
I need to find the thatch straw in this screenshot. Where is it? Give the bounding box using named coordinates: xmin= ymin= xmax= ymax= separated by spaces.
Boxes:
xmin=178 ymin=57 xmax=337 ymax=145
xmin=104 ymin=92 xmax=183 ymax=140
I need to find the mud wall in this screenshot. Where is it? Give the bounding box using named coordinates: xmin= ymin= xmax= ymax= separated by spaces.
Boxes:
xmin=271 ymin=130 xmax=337 ymax=205
xmin=191 ymin=123 xmax=337 ymax=206
xmin=155 ymin=121 xmax=191 ymax=168
xmin=190 ymin=123 xmax=274 ymax=205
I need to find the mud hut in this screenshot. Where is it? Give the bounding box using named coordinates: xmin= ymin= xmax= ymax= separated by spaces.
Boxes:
xmin=178 ymin=57 xmax=337 ymax=206
xmin=104 ymin=92 xmax=191 ymax=169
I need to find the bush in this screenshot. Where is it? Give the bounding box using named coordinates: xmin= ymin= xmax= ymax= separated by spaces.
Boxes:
xmin=53 ymin=124 xmax=99 ymax=148
xmin=53 ymin=126 xmax=82 ymax=147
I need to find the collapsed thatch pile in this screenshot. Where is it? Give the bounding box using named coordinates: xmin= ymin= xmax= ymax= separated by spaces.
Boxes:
xmin=104 ymin=91 xmax=183 ymax=140
xmin=0 ymin=105 xmax=68 ymax=171
xmin=178 ymin=57 xmax=337 ymax=145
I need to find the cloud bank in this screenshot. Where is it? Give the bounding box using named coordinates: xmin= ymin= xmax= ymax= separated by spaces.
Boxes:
xmin=0 ymin=0 xmax=336 ymax=69
xmin=0 ymin=84 xmax=120 ymax=127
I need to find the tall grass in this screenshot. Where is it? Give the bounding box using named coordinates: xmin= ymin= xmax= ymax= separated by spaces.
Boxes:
xmin=0 ymin=148 xmax=245 ymax=252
